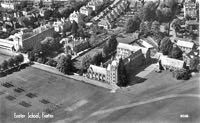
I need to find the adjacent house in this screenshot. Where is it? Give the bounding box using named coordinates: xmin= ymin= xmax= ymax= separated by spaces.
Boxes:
xmin=52 ymin=20 xmax=64 ymax=32
xmin=176 ymin=40 xmax=195 ymax=53
xmin=63 ymin=36 xmax=90 ymax=55
xmin=183 ymin=49 xmax=199 ymax=66
xmin=184 ymin=0 xmax=198 ymax=19
xmin=98 ymin=18 xmax=113 ymax=29
xmin=160 ymin=56 xmax=185 ymax=70
xmin=0 ymin=0 xmax=20 ymax=10
xmin=80 ymin=6 xmax=93 ymax=16
xmin=69 ymin=11 xmax=83 ymax=23
xmin=87 ymin=0 xmax=102 ymax=11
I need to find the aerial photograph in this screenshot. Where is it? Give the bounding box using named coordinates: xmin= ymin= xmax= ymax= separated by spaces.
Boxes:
xmin=0 ymin=0 xmax=199 ymax=123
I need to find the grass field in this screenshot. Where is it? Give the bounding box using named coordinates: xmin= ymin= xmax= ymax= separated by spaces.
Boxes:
xmin=0 ymin=67 xmax=125 ymax=123
xmin=0 ymin=64 xmax=199 ymax=123
xmin=0 ymin=53 xmax=11 ymax=63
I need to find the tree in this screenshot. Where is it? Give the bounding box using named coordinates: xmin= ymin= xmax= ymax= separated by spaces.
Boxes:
xmin=142 ymin=1 xmax=158 ymax=21
xmin=81 ymin=54 xmax=92 ymax=71
xmin=156 ymin=0 xmax=178 ymax=35
xmin=89 ymin=33 xmax=97 ymax=47
xmin=19 ymin=17 xmax=31 ymax=27
xmin=62 ymin=21 xmax=72 ymax=36
xmin=102 ymin=45 xmax=110 ymax=58
xmin=46 ymin=58 xmax=57 ymax=67
xmin=172 ymin=69 xmax=190 ymax=80
xmin=52 ymin=9 xmax=61 ymax=19
xmin=61 ymin=8 xmax=72 ymax=18
xmin=56 ymin=55 xmax=72 ymax=74
xmin=13 ymin=55 xmax=20 ymax=66
xmin=41 ymin=37 xmax=55 ymax=53
xmin=7 ymin=58 xmax=15 ymax=68
xmin=189 ymin=57 xmax=199 ymax=71
xmin=28 ymin=51 xmax=35 ymax=62
xmin=160 ymin=37 xmax=173 ymax=55
xmin=170 ymin=45 xmax=183 ymax=59
xmin=117 ymin=58 xmax=128 ymax=87
xmin=37 ymin=58 xmax=44 ymax=63
xmin=17 ymin=54 xmax=24 ymax=64
xmin=71 ymin=20 xmax=78 ymax=36
xmin=92 ymin=51 xmax=103 ymax=66
xmin=107 ymin=35 xmax=118 ymax=53
xmin=44 ymin=10 xmax=53 ymax=20
xmin=172 ymin=18 xmax=181 ymax=36
xmin=124 ymin=15 xmax=141 ymax=33
xmin=139 ymin=21 xmax=150 ymax=37
xmin=39 ymin=0 xmax=43 ymax=8
xmin=20 ymin=1 xmax=28 ymax=8
xmin=151 ymin=20 xmax=160 ymax=34
xmin=1 ymin=60 xmax=8 ymax=70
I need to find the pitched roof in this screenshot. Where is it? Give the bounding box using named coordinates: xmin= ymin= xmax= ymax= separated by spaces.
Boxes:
xmin=160 ymin=56 xmax=184 ymax=69
xmin=177 ymin=40 xmax=194 ymax=49
xmin=117 ymin=43 xmax=149 ymax=55
xmin=89 ymin=65 xmax=107 ymax=75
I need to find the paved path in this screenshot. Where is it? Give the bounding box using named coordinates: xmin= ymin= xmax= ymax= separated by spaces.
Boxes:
xmin=88 ymin=94 xmax=200 ymax=117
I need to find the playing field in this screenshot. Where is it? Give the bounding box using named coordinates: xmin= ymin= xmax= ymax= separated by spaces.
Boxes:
xmin=0 ymin=64 xmax=199 ymax=123
xmin=0 ymin=66 xmax=123 ymax=123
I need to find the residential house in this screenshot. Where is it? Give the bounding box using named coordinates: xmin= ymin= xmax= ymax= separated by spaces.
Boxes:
xmin=98 ymin=18 xmax=113 ymax=29
xmin=0 ymin=0 xmax=20 ymax=10
xmin=87 ymin=60 xmax=118 ymax=85
xmin=176 ymin=40 xmax=195 ymax=53
xmin=184 ymin=0 xmax=198 ymax=19
xmin=185 ymin=20 xmax=199 ymax=33
xmin=64 ymin=36 xmax=90 ymax=55
xmin=43 ymin=0 xmax=53 ymax=7
xmin=69 ymin=11 xmax=82 ymax=23
xmin=80 ymin=6 xmax=93 ymax=16
xmin=132 ymin=32 xmax=139 ymax=41
xmin=183 ymin=49 xmax=199 ymax=66
xmin=87 ymin=0 xmax=102 ymax=11
xmin=160 ymin=56 xmax=185 ymax=70
xmin=52 ymin=20 xmax=63 ymax=32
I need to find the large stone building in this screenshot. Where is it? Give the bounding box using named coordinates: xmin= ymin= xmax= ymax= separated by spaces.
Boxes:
xmin=116 ymin=43 xmax=151 ymax=62
xmin=87 ymin=60 xmax=118 ymax=85
xmin=116 ymin=43 xmax=151 ymax=75
xmin=0 ymin=24 xmax=54 ymax=51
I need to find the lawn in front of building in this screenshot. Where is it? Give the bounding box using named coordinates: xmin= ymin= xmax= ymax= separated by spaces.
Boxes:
xmin=0 ymin=53 xmax=11 ymax=63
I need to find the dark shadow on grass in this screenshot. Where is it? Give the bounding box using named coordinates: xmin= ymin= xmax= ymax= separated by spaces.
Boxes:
xmin=128 ymin=76 xmax=147 ymax=86
xmin=129 ymin=58 xmax=158 ymax=77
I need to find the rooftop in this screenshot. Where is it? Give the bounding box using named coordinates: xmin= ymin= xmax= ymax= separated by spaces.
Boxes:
xmin=177 ymin=40 xmax=194 ymax=49
xmin=117 ymin=43 xmax=149 ymax=55
xmin=89 ymin=65 xmax=107 ymax=75
xmin=160 ymin=56 xmax=185 ymax=69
